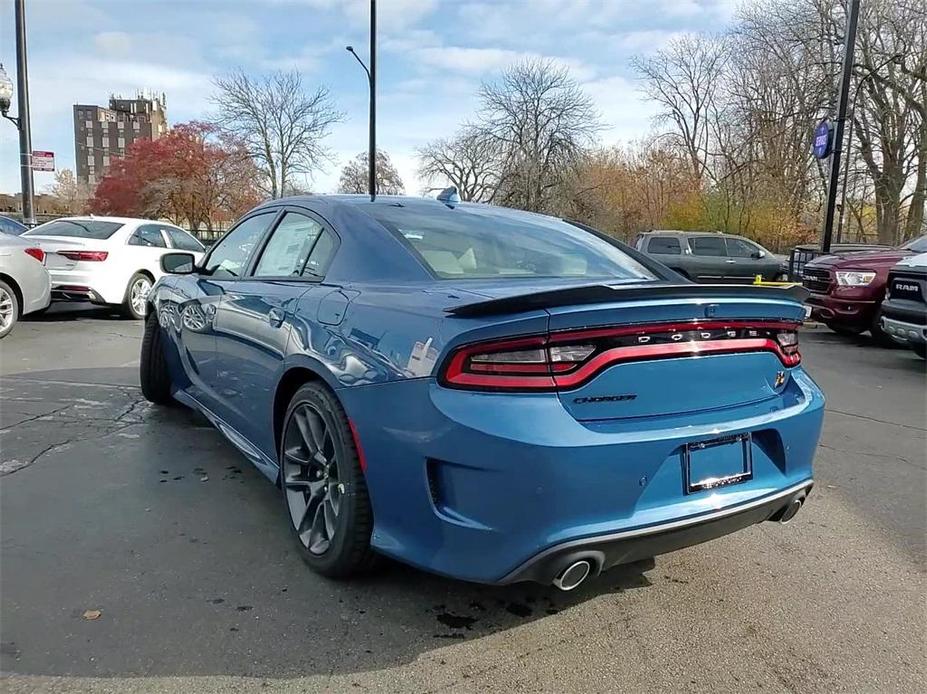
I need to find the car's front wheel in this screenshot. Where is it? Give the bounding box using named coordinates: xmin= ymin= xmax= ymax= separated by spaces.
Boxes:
xmin=0 ymin=279 xmax=19 ymax=339
xmin=122 ymin=272 xmax=152 ymax=320
xmin=281 ymin=383 xmax=376 ymax=578
xmin=139 ymin=312 xmax=174 ymax=405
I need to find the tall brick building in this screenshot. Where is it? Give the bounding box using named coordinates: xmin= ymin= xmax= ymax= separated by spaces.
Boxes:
xmin=73 ymin=93 xmax=167 ymax=185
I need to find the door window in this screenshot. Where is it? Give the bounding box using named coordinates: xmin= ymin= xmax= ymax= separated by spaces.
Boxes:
xmin=204 ymin=213 xmax=275 ymax=278
xmin=647 ymin=236 xmax=682 ymax=255
xmin=129 ymin=225 xmax=167 ymax=248
xmin=166 ymin=227 xmax=205 ymax=252
xmin=689 ymin=236 xmax=727 ymax=257
xmin=253 ymin=213 xmax=323 ymax=277
xmin=725 ymin=238 xmax=760 ymax=258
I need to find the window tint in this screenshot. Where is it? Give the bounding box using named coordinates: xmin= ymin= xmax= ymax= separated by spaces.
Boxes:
xmin=253 ymin=213 xmax=323 ymax=277
xmin=129 ymin=225 xmax=167 ymax=248
xmin=647 ymin=236 xmax=681 ymax=255
xmin=25 ymin=219 xmax=122 ymax=239
xmin=204 ymin=213 xmax=274 ymax=278
xmin=725 ymin=238 xmax=759 ymax=258
xmin=690 ymin=236 xmax=727 ymax=257
xmin=361 ymin=204 xmax=656 ymax=280
xmin=166 ymin=227 xmax=205 ymax=252
xmin=304 ymin=230 xmax=336 ymax=276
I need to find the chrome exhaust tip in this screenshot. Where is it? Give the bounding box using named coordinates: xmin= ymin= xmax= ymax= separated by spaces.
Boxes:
xmin=778 ymin=496 xmax=804 ymax=524
xmin=552 ymin=559 xmax=592 ymax=591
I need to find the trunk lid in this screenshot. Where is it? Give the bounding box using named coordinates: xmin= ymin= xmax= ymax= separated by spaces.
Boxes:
xmin=24 ymin=235 xmax=104 ymax=270
xmin=545 ymin=292 xmax=803 ymax=421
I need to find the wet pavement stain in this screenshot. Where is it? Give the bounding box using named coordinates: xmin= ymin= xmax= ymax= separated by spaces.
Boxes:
xmin=436 ymin=613 xmax=478 ymax=630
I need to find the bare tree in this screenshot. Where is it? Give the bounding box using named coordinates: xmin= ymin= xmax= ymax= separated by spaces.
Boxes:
xmin=211 ymin=70 xmax=343 ymax=199
xmin=477 ymin=58 xmax=601 ymax=213
xmin=48 ymin=169 xmax=91 ymax=213
xmin=417 ymin=129 xmax=501 ymax=202
xmin=337 ymin=150 xmax=405 ymax=195
xmin=632 ymin=34 xmax=729 ymax=184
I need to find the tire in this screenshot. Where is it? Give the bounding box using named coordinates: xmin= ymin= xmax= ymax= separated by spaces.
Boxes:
xmin=280 ymin=382 xmax=376 ymax=578
xmin=121 ymin=272 xmax=153 ymax=320
xmin=825 ymin=322 xmax=864 ymax=337
xmin=0 ymin=279 xmax=18 ymax=339
xmin=139 ymin=312 xmax=174 ymax=405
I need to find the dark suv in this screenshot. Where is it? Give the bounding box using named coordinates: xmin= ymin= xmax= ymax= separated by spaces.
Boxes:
xmin=635 ymin=230 xmax=785 ymax=283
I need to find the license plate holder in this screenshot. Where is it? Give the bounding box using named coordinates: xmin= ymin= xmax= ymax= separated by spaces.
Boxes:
xmin=682 ymin=433 xmax=753 ymax=494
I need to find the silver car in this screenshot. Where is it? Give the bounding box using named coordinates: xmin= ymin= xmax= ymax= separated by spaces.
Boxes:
xmin=0 ymin=232 xmax=52 ymax=338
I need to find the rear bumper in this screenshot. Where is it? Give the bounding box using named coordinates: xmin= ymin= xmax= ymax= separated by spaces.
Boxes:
xmin=499 ymin=480 xmax=813 ymax=584
xmin=805 ymin=293 xmax=876 ymax=325
xmin=48 ymin=267 xmax=125 ymax=305
xmin=341 ymin=366 xmax=825 ymax=584
xmin=50 ymin=285 xmax=107 ymax=304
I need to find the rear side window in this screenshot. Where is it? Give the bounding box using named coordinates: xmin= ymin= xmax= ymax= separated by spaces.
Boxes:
xmin=361 ymin=204 xmax=656 ymax=281
xmin=304 ymin=230 xmax=336 ymax=277
xmin=647 ymin=237 xmax=681 ymax=255
xmin=204 ymin=213 xmax=275 ymax=278
xmin=690 ymin=236 xmax=727 ymax=257
xmin=166 ymin=227 xmax=205 ymax=252
xmin=253 ymin=213 xmax=322 ymax=277
xmin=129 ymin=225 xmax=167 ymax=248
xmin=25 ymin=219 xmax=122 ymax=239
xmin=725 ymin=238 xmax=759 ymax=258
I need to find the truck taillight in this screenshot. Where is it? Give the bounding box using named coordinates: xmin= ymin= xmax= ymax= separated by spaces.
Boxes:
xmin=441 ymin=321 xmax=801 ymax=391
xmin=24 ymin=247 xmax=45 ymax=264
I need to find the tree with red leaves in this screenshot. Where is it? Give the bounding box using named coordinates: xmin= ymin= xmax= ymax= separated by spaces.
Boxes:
xmin=89 ymin=122 xmax=262 ymax=231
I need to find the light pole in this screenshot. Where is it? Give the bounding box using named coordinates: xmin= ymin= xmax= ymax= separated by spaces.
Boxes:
xmin=1 ymin=0 xmax=36 ymax=226
xmin=345 ymin=0 xmax=376 ymax=200
xmin=821 ymin=0 xmax=860 ymax=254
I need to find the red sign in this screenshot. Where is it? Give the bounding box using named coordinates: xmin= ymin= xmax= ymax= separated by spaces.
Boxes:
xmin=32 ymin=150 xmax=55 ymax=172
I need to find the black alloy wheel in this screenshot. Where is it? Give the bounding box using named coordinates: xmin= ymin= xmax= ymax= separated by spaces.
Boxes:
xmin=281 ymin=383 xmax=376 ymax=577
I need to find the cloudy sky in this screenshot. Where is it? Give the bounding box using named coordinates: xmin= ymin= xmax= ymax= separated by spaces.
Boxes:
xmin=0 ymin=0 xmax=736 ymax=196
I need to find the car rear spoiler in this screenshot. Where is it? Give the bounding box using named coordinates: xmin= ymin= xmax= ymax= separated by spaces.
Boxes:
xmin=445 ymin=282 xmax=809 ymax=318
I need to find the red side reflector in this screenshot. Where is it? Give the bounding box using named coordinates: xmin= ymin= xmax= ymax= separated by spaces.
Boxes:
xmin=58 ymin=250 xmax=108 ymax=262
xmin=348 ymin=420 xmax=367 ymax=472
xmin=24 ymin=247 xmax=45 ymax=264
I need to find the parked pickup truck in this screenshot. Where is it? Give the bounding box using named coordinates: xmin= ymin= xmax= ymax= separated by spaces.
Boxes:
xmin=881 ymin=252 xmax=927 ymax=359
xmin=802 ymin=235 xmax=927 ymax=343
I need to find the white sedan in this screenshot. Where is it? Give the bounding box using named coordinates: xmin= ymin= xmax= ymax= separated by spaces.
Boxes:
xmin=22 ymin=216 xmax=205 ymax=319
xmin=0 ymin=233 xmax=52 ymax=338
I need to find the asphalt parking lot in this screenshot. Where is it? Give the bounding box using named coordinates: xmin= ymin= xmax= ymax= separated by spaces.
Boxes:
xmin=1 ymin=305 xmax=925 ymax=693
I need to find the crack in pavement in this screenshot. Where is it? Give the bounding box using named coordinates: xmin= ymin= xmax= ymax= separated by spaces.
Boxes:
xmin=825 ymin=407 xmax=927 ymax=433
xmin=0 ymin=422 xmax=138 ymax=477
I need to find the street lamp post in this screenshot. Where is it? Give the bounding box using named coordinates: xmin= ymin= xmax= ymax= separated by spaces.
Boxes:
xmin=821 ymin=0 xmax=860 ymax=254
xmin=346 ymin=0 xmax=376 ymax=200
xmin=0 ymin=0 xmax=36 ymax=226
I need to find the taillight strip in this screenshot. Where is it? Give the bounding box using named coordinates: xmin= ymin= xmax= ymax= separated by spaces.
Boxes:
xmin=551 ymin=338 xmax=796 ymax=389
xmin=441 ymin=319 xmax=802 ymax=392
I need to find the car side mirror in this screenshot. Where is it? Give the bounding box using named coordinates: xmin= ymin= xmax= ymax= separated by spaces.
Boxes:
xmin=751 ymin=250 xmax=764 ymax=259
xmin=161 ymin=252 xmax=196 ymax=274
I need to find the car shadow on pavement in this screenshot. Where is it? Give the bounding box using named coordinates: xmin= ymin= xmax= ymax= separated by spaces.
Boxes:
xmin=22 ymin=302 xmax=125 ymax=322
xmin=0 ymin=369 xmax=656 ymax=679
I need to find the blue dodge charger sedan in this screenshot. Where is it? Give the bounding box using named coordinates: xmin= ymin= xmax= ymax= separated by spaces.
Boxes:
xmin=141 ymin=194 xmax=823 ymax=590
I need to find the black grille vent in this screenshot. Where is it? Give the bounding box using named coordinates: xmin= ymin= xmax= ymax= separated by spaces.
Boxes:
xmin=802 ymin=268 xmax=831 ymax=294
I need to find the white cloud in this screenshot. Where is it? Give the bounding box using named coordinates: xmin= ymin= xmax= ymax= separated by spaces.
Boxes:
xmin=414 ymin=46 xmax=596 ymax=81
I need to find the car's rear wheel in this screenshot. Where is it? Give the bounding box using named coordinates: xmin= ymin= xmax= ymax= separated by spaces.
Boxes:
xmin=0 ymin=279 xmax=19 ymax=339
xmin=825 ymin=322 xmax=864 ymax=337
xmin=122 ymin=272 xmax=152 ymax=319
xmin=139 ymin=312 xmax=174 ymax=405
xmin=281 ymin=383 xmax=376 ymax=578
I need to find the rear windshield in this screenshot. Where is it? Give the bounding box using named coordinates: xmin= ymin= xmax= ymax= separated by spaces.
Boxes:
xmin=902 ymin=235 xmax=927 ymax=253
xmin=362 ymin=203 xmax=657 ymax=281
xmin=25 ymin=219 xmax=123 ymax=239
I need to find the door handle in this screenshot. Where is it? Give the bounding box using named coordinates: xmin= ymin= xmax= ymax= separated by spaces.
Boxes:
xmin=267 ymin=308 xmax=285 ymax=328
xmin=725 ymin=259 xmax=736 ymax=263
